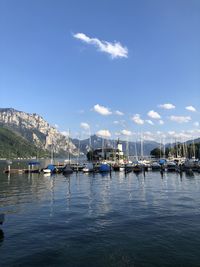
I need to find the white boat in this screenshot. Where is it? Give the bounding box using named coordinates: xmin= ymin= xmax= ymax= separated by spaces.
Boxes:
xmin=82 ymin=163 xmax=94 ymax=173
xmin=43 ymin=169 xmax=51 ymax=174
xmin=167 ymin=161 xmax=177 ymax=171
xmin=151 ymin=162 xmax=161 ymax=170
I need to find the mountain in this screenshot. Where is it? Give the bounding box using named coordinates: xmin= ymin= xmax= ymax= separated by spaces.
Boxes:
xmin=72 ymin=135 xmax=159 ymax=156
xmin=0 ymin=108 xmax=77 ymax=157
xmin=0 ymin=127 xmax=48 ymax=159
xmin=0 ymin=108 xmax=162 ymax=158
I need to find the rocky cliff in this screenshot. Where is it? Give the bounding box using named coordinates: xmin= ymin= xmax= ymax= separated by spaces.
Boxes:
xmin=0 ymin=108 xmax=77 ymax=156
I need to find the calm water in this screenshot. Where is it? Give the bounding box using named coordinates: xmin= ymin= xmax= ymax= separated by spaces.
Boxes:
xmin=0 ymin=169 xmax=200 ymax=267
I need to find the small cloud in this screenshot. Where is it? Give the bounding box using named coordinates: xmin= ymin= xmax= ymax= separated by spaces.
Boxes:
xmin=147 ymin=110 xmax=161 ymax=119
xmin=169 ymin=115 xmax=191 ymax=123
xmin=96 ymin=129 xmax=111 ymax=138
xmin=131 ymin=114 xmax=144 ymax=125
xmin=77 ymin=109 xmax=85 ymax=114
xmin=168 ymin=131 xmax=176 ymax=136
xmin=143 ymin=131 xmax=156 ymax=141
xmin=115 ymin=110 xmax=124 ymax=116
xmin=121 ymin=129 xmax=132 ymax=136
xmin=185 ymin=106 xmax=196 ymax=112
xmin=159 ymin=103 xmax=175 ymax=110
xmin=159 ymin=120 xmax=164 ymax=125
xmin=80 ymin=122 xmax=90 ymax=130
xmin=73 ymin=32 xmax=128 ymax=59
xmin=146 ymin=120 xmax=154 ymax=125
xmin=113 ymin=120 xmax=119 ymax=124
xmin=54 ymin=124 xmax=59 ymax=128
xmin=93 ymin=104 xmax=112 ymax=116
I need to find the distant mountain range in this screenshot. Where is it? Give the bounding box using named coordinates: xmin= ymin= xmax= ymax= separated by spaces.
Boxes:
xmin=1 ymin=108 xmax=200 ymax=159
xmin=72 ymin=135 xmax=160 ymax=157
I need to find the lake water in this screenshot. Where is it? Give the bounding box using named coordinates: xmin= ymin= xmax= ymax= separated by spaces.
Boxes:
xmin=0 ymin=169 xmax=200 ymax=267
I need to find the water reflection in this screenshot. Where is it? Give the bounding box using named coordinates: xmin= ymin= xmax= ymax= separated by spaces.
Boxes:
xmin=1 ymin=170 xmax=200 ymax=267
xmin=0 ymin=229 xmax=4 ymax=247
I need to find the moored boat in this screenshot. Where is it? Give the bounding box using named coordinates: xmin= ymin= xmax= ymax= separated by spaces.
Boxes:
xmin=82 ymin=163 xmax=94 ymax=173
xmin=166 ymin=161 xmax=177 ymax=171
xmin=151 ymin=162 xmax=161 ymax=171
xmin=62 ymin=165 xmax=73 ymax=175
xmin=42 ymin=164 xmax=56 ymax=174
xmin=99 ymin=163 xmax=111 ymax=172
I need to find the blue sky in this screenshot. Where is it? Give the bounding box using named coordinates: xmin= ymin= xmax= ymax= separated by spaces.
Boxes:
xmin=0 ymin=0 xmax=200 ymax=141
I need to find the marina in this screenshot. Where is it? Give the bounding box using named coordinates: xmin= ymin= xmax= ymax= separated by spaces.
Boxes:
xmin=2 ymin=157 xmax=200 ymax=176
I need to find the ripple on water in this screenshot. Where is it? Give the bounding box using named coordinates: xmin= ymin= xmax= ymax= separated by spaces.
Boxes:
xmin=1 ymin=171 xmax=200 ymax=266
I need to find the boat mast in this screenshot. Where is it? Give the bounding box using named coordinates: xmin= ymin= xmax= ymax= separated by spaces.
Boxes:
xmin=51 ymin=138 xmax=54 ymax=164
xmin=140 ymin=132 xmax=143 ymax=161
xmin=68 ymin=129 xmax=71 ymax=165
xmin=192 ymin=138 xmax=195 ymax=159
xmin=126 ymin=137 xmax=129 ymax=163
xmin=135 ymin=134 xmax=138 ymax=161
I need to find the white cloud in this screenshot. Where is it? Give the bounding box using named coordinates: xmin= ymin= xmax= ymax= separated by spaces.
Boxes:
xmin=77 ymin=109 xmax=85 ymax=114
xmin=159 ymin=120 xmax=164 ymax=125
xmin=166 ymin=131 xmax=192 ymax=140
xmin=54 ymin=124 xmax=59 ymax=128
xmin=169 ymin=115 xmax=191 ymax=123
xmin=96 ymin=129 xmax=111 ymax=138
xmin=185 ymin=106 xmax=196 ymax=112
xmin=73 ymin=32 xmax=128 ymax=59
xmin=168 ymin=131 xmax=176 ymax=136
xmin=146 ymin=120 xmax=154 ymax=125
xmin=147 ymin=110 xmax=161 ymax=119
xmin=80 ymin=122 xmax=90 ymax=130
xmin=113 ymin=120 xmax=119 ymax=124
xmin=61 ymin=131 xmax=69 ymax=137
xmin=143 ymin=132 xmax=156 ymax=141
xmin=121 ymin=129 xmax=132 ymax=136
xmin=115 ymin=110 xmax=124 ymax=116
xmin=159 ymin=103 xmax=175 ymax=110
xmin=131 ymin=114 xmax=144 ymax=125
xmin=93 ymin=104 xmax=112 ymax=116
xmin=193 ymin=121 xmax=199 ymax=127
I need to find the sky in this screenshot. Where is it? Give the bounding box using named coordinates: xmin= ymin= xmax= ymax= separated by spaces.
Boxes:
xmin=0 ymin=0 xmax=200 ymax=142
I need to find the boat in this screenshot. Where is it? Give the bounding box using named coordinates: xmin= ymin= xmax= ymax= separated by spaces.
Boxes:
xmin=113 ymin=163 xmax=125 ymax=172
xmin=125 ymin=165 xmax=132 ymax=174
xmin=43 ymin=168 xmax=51 ymax=174
xmin=151 ymin=162 xmax=161 ymax=171
xmin=42 ymin=164 xmax=56 ymax=174
xmin=166 ymin=161 xmax=177 ymax=171
xmin=82 ymin=163 xmax=94 ymax=173
xmin=62 ymin=165 xmax=73 ymax=175
xmin=99 ymin=163 xmax=111 ymax=172
xmin=183 ymin=158 xmax=200 ymax=172
xmin=133 ymin=164 xmax=142 ymax=173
